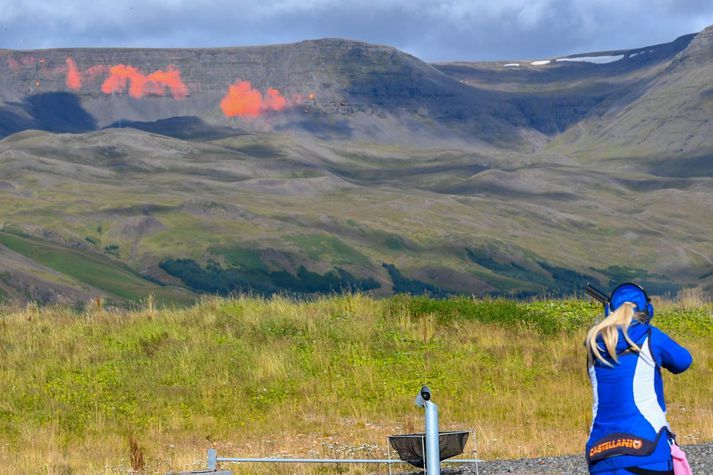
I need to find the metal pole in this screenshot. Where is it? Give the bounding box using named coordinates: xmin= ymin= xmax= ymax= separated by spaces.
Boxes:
xmin=207 ymin=448 xmax=217 ymax=470
xmin=207 ymin=386 xmax=481 ymax=472
xmin=471 ymin=427 xmax=480 ymax=475
xmin=216 ymin=457 xmax=403 ymax=464
xmin=214 ymin=456 xmax=483 ymax=465
xmin=424 ymin=400 xmax=441 ymax=475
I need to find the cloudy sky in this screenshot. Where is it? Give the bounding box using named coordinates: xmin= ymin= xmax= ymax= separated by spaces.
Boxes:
xmin=2 ymin=0 xmax=713 ymax=61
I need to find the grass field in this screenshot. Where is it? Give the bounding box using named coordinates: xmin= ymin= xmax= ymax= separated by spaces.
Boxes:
xmin=0 ymin=293 xmax=711 ymax=474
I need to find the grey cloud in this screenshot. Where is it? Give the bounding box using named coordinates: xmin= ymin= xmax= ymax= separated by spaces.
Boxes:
xmin=0 ymin=0 xmax=712 ymax=61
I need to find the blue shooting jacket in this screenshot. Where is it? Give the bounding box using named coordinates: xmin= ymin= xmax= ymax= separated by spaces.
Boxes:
xmin=586 ymin=321 xmax=692 ymax=473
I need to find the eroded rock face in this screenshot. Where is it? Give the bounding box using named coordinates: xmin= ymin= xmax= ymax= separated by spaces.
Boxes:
xmin=0 ymin=40 xmax=532 ymax=146
xmin=2 ymin=29 xmax=705 ymax=146
xmin=1 ymin=27 xmax=708 ymax=147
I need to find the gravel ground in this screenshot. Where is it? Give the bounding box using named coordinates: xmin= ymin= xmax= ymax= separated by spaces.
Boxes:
xmin=394 ymin=442 xmax=713 ymax=474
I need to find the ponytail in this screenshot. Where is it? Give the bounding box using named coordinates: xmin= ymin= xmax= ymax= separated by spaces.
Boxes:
xmin=585 ymin=302 xmax=645 ymax=367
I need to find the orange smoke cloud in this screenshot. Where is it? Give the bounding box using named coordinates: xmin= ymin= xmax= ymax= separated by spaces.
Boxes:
xmin=288 ymin=92 xmax=317 ymax=107
xmin=65 ymin=58 xmax=109 ymax=90
xmin=65 ymin=58 xmax=81 ymax=90
xmin=6 ymin=57 xmax=20 ymax=72
xmin=220 ymin=80 xmax=287 ymax=118
xmin=101 ymin=64 xmax=188 ymax=99
xmin=221 ymin=81 xmax=262 ymax=117
xmin=66 ymin=58 xmax=190 ymax=99
xmin=5 ymin=56 xmax=38 ymax=72
xmin=264 ymin=87 xmax=287 ymax=110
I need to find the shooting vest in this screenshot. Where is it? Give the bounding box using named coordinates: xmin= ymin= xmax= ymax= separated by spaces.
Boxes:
xmin=585 ymin=324 xmax=687 ymax=471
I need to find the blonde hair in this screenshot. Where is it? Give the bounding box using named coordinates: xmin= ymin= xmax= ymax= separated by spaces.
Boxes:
xmin=585 ymin=302 xmax=647 ymax=367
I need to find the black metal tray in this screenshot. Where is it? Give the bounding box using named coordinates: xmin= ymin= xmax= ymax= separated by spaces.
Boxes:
xmin=388 ymin=430 xmax=469 ymax=468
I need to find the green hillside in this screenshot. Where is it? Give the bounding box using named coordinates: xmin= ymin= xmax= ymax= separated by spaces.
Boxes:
xmin=0 ymin=230 xmax=193 ymax=305
xmin=1 ymin=125 xmax=710 ymax=302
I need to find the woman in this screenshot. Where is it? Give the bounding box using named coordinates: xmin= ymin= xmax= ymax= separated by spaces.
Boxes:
xmin=585 ymin=283 xmax=692 ymax=475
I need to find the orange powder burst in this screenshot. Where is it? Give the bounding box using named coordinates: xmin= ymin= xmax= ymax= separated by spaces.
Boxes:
xmin=220 ymin=80 xmax=287 ymax=118
xmin=65 ymin=59 xmax=108 ymax=89
xmin=146 ymin=68 xmax=189 ymax=99
xmin=220 ymin=81 xmax=263 ymax=117
xmin=65 ymin=58 xmax=81 ymax=90
xmin=264 ymin=88 xmax=287 ymax=111
xmin=101 ymin=64 xmax=188 ymax=99
xmin=6 ymin=57 xmax=20 ymax=72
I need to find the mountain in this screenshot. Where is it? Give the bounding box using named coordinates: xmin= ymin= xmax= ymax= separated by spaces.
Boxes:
xmin=2 ymin=29 xmax=713 ymax=304
xmin=547 ymin=27 xmax=713 ymax=175
xmin=0 ymin=40 xmax=537 ymax=148
xmin=433 ymin=33 xmax=695 ymax=135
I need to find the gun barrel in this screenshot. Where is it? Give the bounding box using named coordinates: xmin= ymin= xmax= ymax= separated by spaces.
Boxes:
xmin=585 ymin=284 xmax=609 ymax=304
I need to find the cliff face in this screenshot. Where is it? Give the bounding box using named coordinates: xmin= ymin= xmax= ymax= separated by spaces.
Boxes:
xmin=1 ymin=29 xmax=711 ymax=147
xmin=0 ymin=40 xmax=529 ymax=145
xmin=673 ymin=25 xmax=713 ymax=65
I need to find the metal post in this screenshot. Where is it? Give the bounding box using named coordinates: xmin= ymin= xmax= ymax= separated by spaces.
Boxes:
xmin=207 ymin=448 xmax=217 ymax=470
xmin=424 ymin=400 xmax=441 ymax=475
xmin=471 ymin=427 xmax=480 ymax=475
xmin=387 ymin=440 xmax=394 ymax=475
xmin=205 ymin=385 xmax=474 ymax=473
xmin=215 ymin=457 xmax=403 ymax=464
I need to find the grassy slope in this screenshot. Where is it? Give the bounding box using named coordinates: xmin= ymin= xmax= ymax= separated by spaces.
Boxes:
xmin=0 ymin=230 xmax=194 ymax=305
xmin=3 ymin=128 xmax=713 ymax=301
xmin=0 ymin=294 xmax=711 ymax=474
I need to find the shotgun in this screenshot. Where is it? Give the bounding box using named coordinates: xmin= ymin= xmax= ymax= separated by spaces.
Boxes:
xmin=585 ymin=283 xmax=609 ymax=305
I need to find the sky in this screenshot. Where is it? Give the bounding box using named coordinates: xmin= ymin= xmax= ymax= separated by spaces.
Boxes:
xmin=1 ymin=0 xmax=713 ymax=62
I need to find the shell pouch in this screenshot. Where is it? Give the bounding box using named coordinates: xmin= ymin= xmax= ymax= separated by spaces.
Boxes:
xmin=671 ymin=443 xmax=692 ymax=475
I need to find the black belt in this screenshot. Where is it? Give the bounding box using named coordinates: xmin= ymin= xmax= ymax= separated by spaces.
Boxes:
xmin=625 ymin=467 xmax=673 ymax=475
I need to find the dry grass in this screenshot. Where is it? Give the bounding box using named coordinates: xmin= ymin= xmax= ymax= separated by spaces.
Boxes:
xmin=0 ymin=294 xmax=711 ymax=474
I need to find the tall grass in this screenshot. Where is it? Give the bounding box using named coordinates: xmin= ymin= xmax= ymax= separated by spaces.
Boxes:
xmin=0 ymin=294 xmax=711 ymax=474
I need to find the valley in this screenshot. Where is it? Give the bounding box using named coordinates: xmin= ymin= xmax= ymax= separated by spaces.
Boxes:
xmin=2 ymin=28 xmax=713 ymax=303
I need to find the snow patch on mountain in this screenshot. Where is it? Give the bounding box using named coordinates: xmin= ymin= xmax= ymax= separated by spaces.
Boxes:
xmin=556 ymin=55 xmax=624 ymax=64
